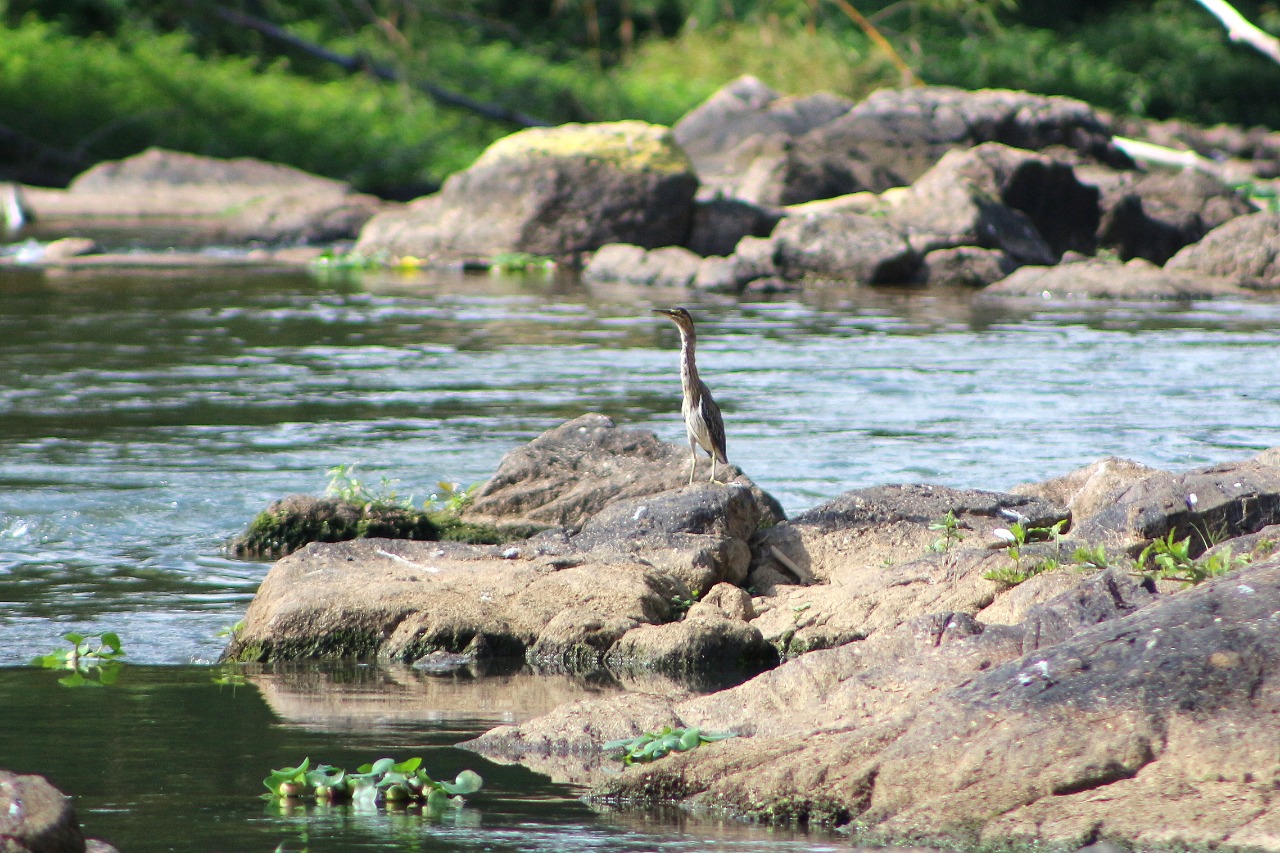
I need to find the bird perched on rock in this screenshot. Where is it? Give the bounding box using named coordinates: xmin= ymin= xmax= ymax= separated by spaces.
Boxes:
xmin=652 ymin=306 xmax=729 ymax=485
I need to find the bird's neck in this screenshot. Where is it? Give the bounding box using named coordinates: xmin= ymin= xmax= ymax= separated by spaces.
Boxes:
xmin=679 ymin=332 xmax=701 ymax=398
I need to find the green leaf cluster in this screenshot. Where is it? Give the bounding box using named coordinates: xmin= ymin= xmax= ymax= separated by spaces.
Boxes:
xmin=31 ymin=631 xmax=126 ymax=687
xmin=263 ymin=757 xmax=482 ymax=812
xmin=603 ymin=726 xmax=736 ymax=765
xmin=1137 ymin=531 xmax=1252 ymax=586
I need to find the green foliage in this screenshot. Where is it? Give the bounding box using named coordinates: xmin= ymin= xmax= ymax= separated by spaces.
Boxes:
xmin=0 ymin=18 xmax=491 ymax=193
xmin=603 ymin=726 xmax=736 ymax=765
xmin=264 ymin=757 xmax=482 ymax=812
xmin=928 ymin=510 xmax=965 ymax=553
xmin=325 ymin=463 xmax=415 ymax=510
xmin=489 ymin=252 xmax=556 ymax=274
xmin=31 ymin=631 xmax=126 ymax=687
xmin=984 ymin=519 xmax=1067 ymax=586
xmin=918 ymin=0 xmax=1280 ymax=126
xmin=1071 ymin=543 xmax=1111 ymax=571
xmin=670 ymin=588 xmax=701 ymax=619
xmin=1136 ymin=530 xmax=1252 ymax=586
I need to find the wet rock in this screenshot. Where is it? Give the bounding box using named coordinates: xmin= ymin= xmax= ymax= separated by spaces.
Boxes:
xmin=915 ymin=246 xmax=1020 ymax=286
xmin=672 ymin=76 xmax=853 ymax=203
xmin=603 ymin=614 xmax=778 ymax=688
xmin=461 ymin=413 xmax=783 ymax=532
xmin=1092 ymin=167 xmax=1255 ymax=264
xmin=221 ymin=536 xmax=682 ymax=665
xmin=0 ymin=770 xmax=92 ymax=853
xmin=22 ymin=148 xmax=383 ymax=246
xmin=354 ymin=121 xmax=698 ymax=262
xmin=977 ymin=257 xmax=1248 ymax=300
xmin=686 ymin=195 xmax=782 ymax=257
xmin=1165 ymin=211 xmax=1280 ymax=290
xmin=742 ymin=86 xmax=1129 ymax=206
xmin=771 ymin=212 xmax=919 ymax=284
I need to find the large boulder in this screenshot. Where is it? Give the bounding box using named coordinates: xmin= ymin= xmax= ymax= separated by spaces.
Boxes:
xmin=1165 ymin=211 xmax=1280 ymax=290
xmin=884 ymin=142 xmax=1100 ymax=260
xmin=461 ymin=413 xmax=783 ymax=532
xmin=771 ymin=212 xmax=919 ymax=284
xmin=1091 ymin=167 xmax=1255 ymax=265
xmin=672 ymin=76 xmax=853 ymax=202
xmin=695 ymin=85 xmax=1129 ymax=206
xmin=21 ymin=148 xmax=383 ymax=246
xmin=354 ymin=122 xmax=698 ymax=262
xmin=222 ymin=414 xmax=786 ymax=682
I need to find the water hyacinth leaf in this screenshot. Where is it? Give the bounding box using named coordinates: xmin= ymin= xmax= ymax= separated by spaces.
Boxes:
xmin=678 ymin=728 xmax=702 ymax=751
xmin=438 ymin=770 xmax=482 ymax=795
xmin=426 ymin=787 xmax=448 ymax=811
xmin=63 ymin=632 xmax=85 ymax=645
xmin=392 ymin=757 xmax=422 ymax=774
xmin=602 ymin=738 xmax=633 ymax=751
xmin=369 ymin=757 xmax=395 ymax=776
xmin=699 ymin=731 xmax=737 ymax=743
xmin=101 ymin=632 xmax=123 ymax=653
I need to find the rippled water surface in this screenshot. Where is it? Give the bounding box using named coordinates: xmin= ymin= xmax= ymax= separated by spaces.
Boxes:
xmin=3 ymin=266 xmax=1280 ymax=667
xmin=3 ymin=264 xmax=1280 ymax=850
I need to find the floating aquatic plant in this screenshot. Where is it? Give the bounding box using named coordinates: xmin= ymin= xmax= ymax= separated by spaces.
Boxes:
xmin=603 ymin=727 xmax=736 ymax=765
xmin=263 ymin=757 xmax=482 ymax=812
xmin=31 ymin=632 xmax=126 ymax=687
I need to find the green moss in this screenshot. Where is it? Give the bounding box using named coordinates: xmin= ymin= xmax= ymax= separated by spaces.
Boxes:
xmin=475 ymin=121 xmax=693 ymax=175
xmin=428 ymin=512 xmax=507 ymax=545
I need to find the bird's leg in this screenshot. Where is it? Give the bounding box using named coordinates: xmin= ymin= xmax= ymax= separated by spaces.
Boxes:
xmin=708 ymin=457 xmax=717 ymax=483
xmin=688 ymin=450 xmax=697 ymax=485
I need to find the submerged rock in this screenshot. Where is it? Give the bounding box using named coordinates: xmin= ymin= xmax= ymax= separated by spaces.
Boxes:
xmin=0 ymin=769 xmax=117 ymax=853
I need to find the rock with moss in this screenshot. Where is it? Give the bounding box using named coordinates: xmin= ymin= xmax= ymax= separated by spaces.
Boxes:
xmin=227 ymin=494 xmax=503 ymax=560
xmin=354 ymin=121 xmax=699 ymax=263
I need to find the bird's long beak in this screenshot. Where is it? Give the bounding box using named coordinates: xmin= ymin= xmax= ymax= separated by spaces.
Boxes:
xmin=651 ymin=308 xmax=671 ymax=315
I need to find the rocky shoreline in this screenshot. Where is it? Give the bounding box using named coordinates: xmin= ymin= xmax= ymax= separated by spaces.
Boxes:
xmin=4 ymin=77 xmax=1279 ymax=300
xmin=221 ymin=408 xmax=1280 ymax=850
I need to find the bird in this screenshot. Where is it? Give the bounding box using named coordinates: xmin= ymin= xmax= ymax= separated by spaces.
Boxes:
xmin=652 ymin=306 xmax=729 ymax=485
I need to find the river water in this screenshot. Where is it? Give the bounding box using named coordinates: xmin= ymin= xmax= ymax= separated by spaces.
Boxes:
xmin=2 ymin=263 xmax=1279 ymax=849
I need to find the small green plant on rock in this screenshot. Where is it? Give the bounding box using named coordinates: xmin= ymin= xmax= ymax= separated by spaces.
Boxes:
xmin=603 ymin=727 xmax=736 ymax=765
xmin=264 ymin=757 xmax=482 ymax=812
xmin=983 ymin=519 xmax=1067 ymax=587
xmin=1137 ymin=531 xmax=1251 ymax=586
xmin=32 ymin=632 xmax=126 ymax=687
xmin=1071 ymin=543 xmax=1111 ymax=571
xmin=326 ymin=464 xmax=413 ymax=510
xmin=669 ymin=588 xmax=700 ymax=619
xmin=928 ymin=510 xmax=964 ymax=553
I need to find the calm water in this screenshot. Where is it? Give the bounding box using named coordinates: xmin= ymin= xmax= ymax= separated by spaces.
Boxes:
xmin=0 ymin=663 xmax=843 ymax=852
xmin=2 ymin=263 xmax=1280 ymax=849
